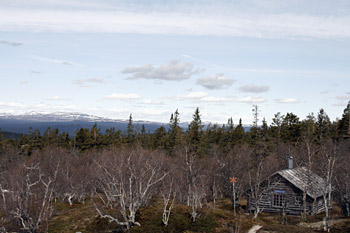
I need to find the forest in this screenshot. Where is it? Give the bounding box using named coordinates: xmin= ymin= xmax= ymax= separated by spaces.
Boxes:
xmin=0 ymin=102 xmax=349 ymax=232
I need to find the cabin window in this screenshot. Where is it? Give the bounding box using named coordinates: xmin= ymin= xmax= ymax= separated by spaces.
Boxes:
xmin=273 ymin=194 xmax=285 ymax=207
xmin=295 ymin=197 xmax=302 ymax=206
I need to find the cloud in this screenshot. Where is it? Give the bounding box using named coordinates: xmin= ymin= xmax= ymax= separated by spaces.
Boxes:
xmin=175 ymin=92 xmax=209 ymax=100
xmin=200 ymin=96 xmax=234 ymax=102
xmin=31 ymin=70 xmax=41 ymax=74
xmin=276 ymin=98 xmax=299 ymax=103
xmin=237 ymin=96 xmax=266 ymax=103
xmin=123 ymin=60 xmax=199 ymax=81
xmin=46 ymin=96 xmax=70 ymax=101
xmin=1 ymin=0 xmax=120 ymax=11
xmin=20 ymin=80 xmax=28 ymax=84
xmin=30 ymin=55 xmax=82 ymax=66
xmin=173 ymin=91 xmax=234 ymax=103
xmin=107 ymin=107 xmax=171 ymax=121
xmin=73 ymin=77 xmax=104 ymax=86
xmin=0 ymin=101 xmax=26 ymax=108
xmin=0 ymin=40 xmax=23 ymax=46
xmin=182 ymin=54 xmax=222 ymax=69
xmin=333 ymin=102 xmax=348 ymax=107
xmin=141 ymin=99 xmax=164 ymax=105
xmin=196 ymin=73 xmax=234 ymax=90
xmin=103 ymin=93 xmax=141 ymax=101
xmin=336 ymin=96 xmax=350 ymax=100
xmin=1 ymin=7 xmax=350 ymax=39
xmin=33 ymin=103 xmax=78 ymax=111
xmin=239 ymin=84 xmax=269 ymax=93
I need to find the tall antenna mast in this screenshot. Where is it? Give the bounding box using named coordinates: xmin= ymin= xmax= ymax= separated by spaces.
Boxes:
xmin=73 ymin=116 xmax=76 ymax=152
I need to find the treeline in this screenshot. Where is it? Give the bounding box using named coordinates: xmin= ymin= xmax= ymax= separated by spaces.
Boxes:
xmin=0 ymin=103 xmax=349 ymax=232
xmin=1 ymin=102 xmax=349 ymax=156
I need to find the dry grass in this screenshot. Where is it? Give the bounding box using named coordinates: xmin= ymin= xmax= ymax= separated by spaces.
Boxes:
xmin=46 ymin=198 xmax=350 ymax=233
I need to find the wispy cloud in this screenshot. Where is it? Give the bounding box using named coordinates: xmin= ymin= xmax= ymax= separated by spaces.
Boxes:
xmin=33 ymin=103 xmax=79 ymax=111
xmin=31 ymin=70 xmax=41 ymax=74
xmin=30 ymin=55 xmax=82 ymax=66
xmin=123 ymin=60 xmax=200 ymax=81
xmin=2 ymin=0 xmax=120 ymax=11
xmin=73 ymin=78 xmax=104 ymax=87
xmin=103 ymin=93 xmax=141 ymax=101
xmin=237 ymin=96 xmax=266 ymax=103
xmin=239 ymin=84 xmax=269 ymax=93
xmin=336 ymin=96 xmax=350 ymax=100
xmin=174 ymin=92 xmax=209 ymax=100
xmin=0 ymin=101 xmax=26 ymax=108
xmin=182 ymin=54 xmax=222 ymax=69
xmin=0 ymin=40 xmax=23 ymax=46
xmin=19 ymin=80 xmax=29 ymax=85
xmin=46 ymin=96 xmax=71 ymax=101
xmin=108 ymin=107 xmax=171 ymax=121
xmin=333 ymin=102 xmax=348 ymax=107
xmin=173 ymin=91 xmax=234 ymax=103
xmin=1 ymin=8 xmax=350 ymax=39
xmin=196 ymin=73 xmax=234 ymax=90
xmin=141 ymin=99 xmax=164 ymax=105
xmin=276 ymin=98 xmax=299 ymax=103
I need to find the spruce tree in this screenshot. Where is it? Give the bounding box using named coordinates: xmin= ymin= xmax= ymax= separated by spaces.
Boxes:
xmin=126 ymin=114 xmax=135 ymax=146
xmin=187 ymin=107 xmax=203 ymax=154
xmin=316 ymin=108 xmax=331 ymax=141
xmin=234 ymin=118 xmax=245 ymax=143
xmin=169 ymin=109 xmax=182 ymax=153
xmin=338 ymin=101 xmax=350 ymax=138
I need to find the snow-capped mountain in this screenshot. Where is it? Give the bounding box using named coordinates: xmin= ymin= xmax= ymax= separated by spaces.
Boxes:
xmin=0 ymin=112 xmax=117 ymax=122
xmin=0 ymin=112 xmax=168 ymax=135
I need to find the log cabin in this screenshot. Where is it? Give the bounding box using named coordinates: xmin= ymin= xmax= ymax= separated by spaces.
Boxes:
xmin=246 ymin=157 xmax=331 ymax=215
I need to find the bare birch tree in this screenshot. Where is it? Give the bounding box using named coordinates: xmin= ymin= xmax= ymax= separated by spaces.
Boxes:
xmin=335 ymin=140 xmax=350 ymax=217
xmin=180 ymin=147 xmax=209 ymax=222
xmin=318 ymin=141 xmax=338 ymax=231
xmin=248 ymin=158 xmax=265 ymax=218
xmin=0 ymin=153 xmax=60 ymax=232
xmin=161 ymin=177 xmax=177 ymax=226
xmin=93 ymin=149 xmax=168 ymax=230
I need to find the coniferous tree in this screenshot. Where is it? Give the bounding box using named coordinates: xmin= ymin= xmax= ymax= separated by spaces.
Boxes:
xmin=271 ymin=112 xmax=283 ymax=144
xmin=153 ymin=126 xmax=168 ymax=150
xmin=234 ymin=118 xmax=245 ymax=144
xmin=316 ymin=108 xmax=331 ymax=141
xmin=104 ymin=127 xmax=122 ymax=148
xmin=302 ymin=113 xmax=317 ymax=136
xmin=140 ymin=124 xmax=149 ymax=148
xmin=76 ymin=128 xmax=90 ymax=151
xmin=261 ymin=117 xmax=268 ymax=141
xmin=338 ymin=101 xmax=350 ymax=138
xmin=31 ymin=129 xmax=42 ymax=151
xmin=187 ymin=107 xmax=203 ymax=154
xmin=281 ymin=112 xmax=301 ymax=143
xmin=90 ymin=123 xmax=102 ymax=148
xmin=126 ymin=114 xmax=135 ymax=146
xmin=225 ymin=117 xmax=235 ymax=148
xmin=168 ymin=109 xmax=182 ymax=155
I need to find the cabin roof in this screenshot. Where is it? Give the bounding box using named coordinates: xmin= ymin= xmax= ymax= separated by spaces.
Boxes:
xmin=276 ymin=167 xmax=328 ymax=199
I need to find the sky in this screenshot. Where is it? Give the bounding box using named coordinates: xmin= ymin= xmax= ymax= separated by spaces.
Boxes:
xmin=0 ymin=0 xmax=350 ymax=125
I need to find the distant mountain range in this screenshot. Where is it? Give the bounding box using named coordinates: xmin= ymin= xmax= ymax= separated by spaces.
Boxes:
xmin=0 ymin=112 xmax=250 ymax=138
xmin=0 ymin=112 xmax=175 ymax=136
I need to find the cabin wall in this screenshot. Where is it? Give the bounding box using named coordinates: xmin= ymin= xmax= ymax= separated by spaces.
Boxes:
xmin=247 ymin=176 xmax=317 ymax=215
